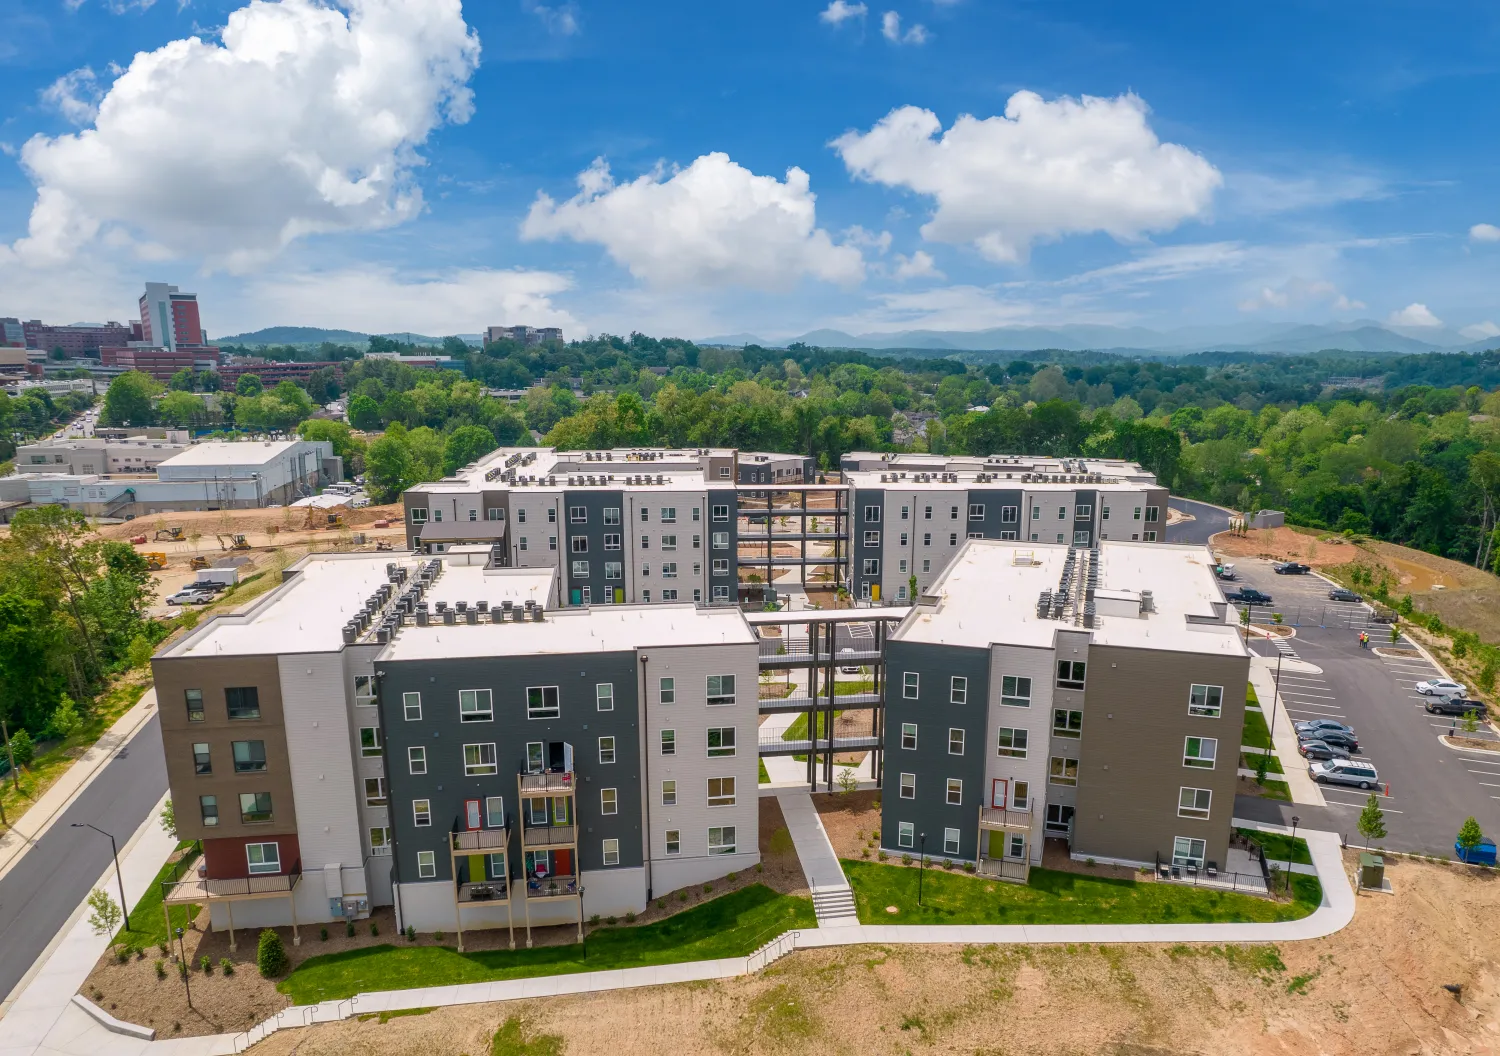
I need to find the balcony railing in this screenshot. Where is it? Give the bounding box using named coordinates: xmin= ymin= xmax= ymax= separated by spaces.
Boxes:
xmin=978 ymin=805 xmax=1033 ymax=830
xmin=519 ymin=771 xmax=575 ymax=795
xmin=451 ymin=828 xmax=510 ymax=852
xmin=524 ymin=874 xmax=579 ymax=898
xmin=522 ymin=824 xmax=578 ymax=848
xmin=457 ymin=880 xmax=510 ymax=903
xmin=977 ymin=857 xmax=1029 ymax=883
xmin=162 ymin=868 xmax=301 ymax=904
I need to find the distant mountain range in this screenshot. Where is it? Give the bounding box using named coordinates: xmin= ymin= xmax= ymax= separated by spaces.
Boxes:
xmin=701 ymin=321 xmax=1500 ymax=357
xmin=215 ymin=326 xmax=481 ymax=347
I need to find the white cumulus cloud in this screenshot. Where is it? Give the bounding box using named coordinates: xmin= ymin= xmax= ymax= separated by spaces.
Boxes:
xmin=881 ymin=11 xmax=928 ymax=43
xmin=525 ymin=1 xmax=579 ymax=36
xmin=1470 ymin=223 xmax=1500 ymax=243
xmin=832 ymin=91 xmax=1221 ymax=263
xmin=1460 ymin=321 xmax=1500 ymax=340
xmin=1387 ymin=303 xmax=1443 ymax=328
xmin=820 ymin=1 xmax=867 ymax=25
xmin=1237 ymin=277 xmax=1362 ymax=313
xmin=13 ymin=0 xmax=480 ymax=272
xmin=520 ymin=153 xmax=866 ymax=290
xmin=41 ymin=67 xmax=103 ymax=125
xmin=893 ymin=250 xmax=942 ymax=280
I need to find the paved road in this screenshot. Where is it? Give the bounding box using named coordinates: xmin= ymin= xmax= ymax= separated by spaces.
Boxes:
xmin=1224 ymin=559 xmax=1500 ymax=854
xmin=1167 ymin=497 xmax=1233 ymax=545
xmin=0 ymin=716 xmax=166 ymax=1002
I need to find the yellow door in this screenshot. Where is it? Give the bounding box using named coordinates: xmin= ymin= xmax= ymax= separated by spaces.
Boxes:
xmin=468 ymin=854 xmax=486 ymax=882
xmin=872 ymin=583 xmax=881 ymax=601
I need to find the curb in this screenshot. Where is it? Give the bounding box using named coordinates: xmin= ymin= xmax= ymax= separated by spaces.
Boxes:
xmin=1438 ymin=735 xmax=1500 ymax=756
xmin=70 ymin=994 xmax=156 ymax=1040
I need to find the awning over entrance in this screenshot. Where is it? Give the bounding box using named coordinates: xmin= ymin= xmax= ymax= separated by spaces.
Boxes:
xmin=417 ymin=520 xmax=507 ymax=543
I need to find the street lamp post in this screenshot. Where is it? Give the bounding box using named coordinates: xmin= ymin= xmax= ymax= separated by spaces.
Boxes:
xmin=579 ymin=886 xmax=587 ymax=960
xmin=72 ymin=823 xmax=128 ymax=931
xmin=1287 ymin=815 xmax=1300 ymax=894
xmin=175 ymin=926 xmax=192 ymax=1008
xmin=917 ymin=832 xmax=927 ymax=906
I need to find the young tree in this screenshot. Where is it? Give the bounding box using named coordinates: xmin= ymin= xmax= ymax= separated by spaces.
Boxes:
xmin=159 ymin=798 xmax=177 ymax=840
xmin=9 ymin=729 xmax=34 ymax=769
xmin=1461 ymin=709 xmax=1481 ymax=735
xmin=86 ymin=888 xmax=122 ymax=935
xmin=1457 ymin=816 xmax=1484 ymax=858
xmin=49 ymin=694 xmax=82 ymax=739
xmin=256 ymin=928 xmax=289 ymax=977
xmin=1357 ymin=793 xmax=1386 ymax=848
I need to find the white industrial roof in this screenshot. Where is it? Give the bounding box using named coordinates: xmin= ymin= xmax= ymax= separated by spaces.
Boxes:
xmin=158 ymin=440 xmax=308 ymax=469
xmin=894 ymin=538 xmax=1246 ymax=657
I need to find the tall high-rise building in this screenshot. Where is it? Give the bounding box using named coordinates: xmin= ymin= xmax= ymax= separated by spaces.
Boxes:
xmin=139 ymin=282 xmax=207 ymax=352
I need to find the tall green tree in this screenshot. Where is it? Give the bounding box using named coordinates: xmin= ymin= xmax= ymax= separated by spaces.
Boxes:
xmin=100 ymin=371 xmax=159 ymax=427
xmin=235 ymin=373 xmax=264 ymax=397
xmin=442 ymin=424 xmax=498 ymax=474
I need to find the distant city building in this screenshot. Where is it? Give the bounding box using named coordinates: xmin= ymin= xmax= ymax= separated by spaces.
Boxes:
xmin=0 ymin=318 xmax=24 ymax=348
xmin=139 ymin=282 xmax=208 ymax=351
xmin=484 ymin=325 xmax=563 ymax=347
xmin=218 ymin=360 xmax=344 ymax=387
xmin=362 ymin=353 xmax=464 ymax=371
xmin=100 ymin=345 xmax=221 ymax=380
xmin=18 ymin=319 xmax=142 ymax=355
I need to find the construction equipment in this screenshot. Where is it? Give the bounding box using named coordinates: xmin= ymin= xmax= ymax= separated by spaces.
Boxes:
xmin=217 ymin=534 xmax=251 ymax=552
xmin=189 ymin=556 xmax=211 ymax=571
xmin=129 ymin=534 xmax=148 ymax=545
xmin=302 ymin=505 xmax=349 ymax=531
xmin=154 ymin=526 xmax=184 ymax=541
xmin=375 ymin=539 xmax=393 ymax=551
xmin=143 ymin=552 xmax=167 ymax=571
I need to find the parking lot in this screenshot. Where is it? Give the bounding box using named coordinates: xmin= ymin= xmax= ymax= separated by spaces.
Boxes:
xmin=1226 ymin=556 xmax=1500 ymax=855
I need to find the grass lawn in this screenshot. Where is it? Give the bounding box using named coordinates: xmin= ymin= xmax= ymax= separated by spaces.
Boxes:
xmin=1240 ymin=751 xmax=1285 ymax=775
xmin=1238 ymin=827 xmax=1312 ymax=866
xmin=782 ymin=710 xmax=841 ymax=741
xmin=842 ymin=860 xmax=1321 ymax=926
xmin=759 ymin=758 xmax=771 ymax=784
xmin=118 ymin=841 xmax=201 ymax=946
xmin=1241 ymin=707 xmax=1273 ymax=750
xmin=1246 ymin=682 xmax=1260 ymax=709
xmin=1256 ymin=779 xmax=1292 ymax=802
xmin=279 ymin=884 xmax=816 ymax=1003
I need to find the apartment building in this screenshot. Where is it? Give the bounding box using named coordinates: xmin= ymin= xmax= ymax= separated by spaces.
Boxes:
xmin=152 ymin=547 xmax=761 ymax=942
xmin=880 ymin=539 xmax=1248 ymax=879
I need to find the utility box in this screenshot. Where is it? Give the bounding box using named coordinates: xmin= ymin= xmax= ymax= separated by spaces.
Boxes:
xmin=1359 ymin=852 xmax=1385 ymax=889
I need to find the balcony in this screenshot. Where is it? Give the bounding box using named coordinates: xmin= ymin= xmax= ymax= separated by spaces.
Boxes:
xmin=524 ymin=873 xmax=579 ymax=899
xmin=451 ymin=828 xmax=510 ymax=853
xmin=978 ymin=805 xmax=1034 ymax=831
xmin=519 ymin=771 xmax=575 ymax=796
xmin=522 ymin=824 xmax=578 ymax=849
xmin=161 ymin=868 xmax=301 ymax=905
xmin=457 ymin=879 xmax=510 ymax=903
xmin=977 ymin=857 xmax=1030 ymax=883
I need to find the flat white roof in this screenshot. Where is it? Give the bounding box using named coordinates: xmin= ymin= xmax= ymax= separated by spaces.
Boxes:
xmin=158 ymin=440 xmax=310 ymax=469
xmin=894 ymin=538 xmax=1246 ymax=657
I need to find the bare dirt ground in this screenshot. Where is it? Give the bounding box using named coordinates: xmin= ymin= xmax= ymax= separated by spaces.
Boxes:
xmin=247 ymin=853 xmax=1500 ymax=1056
xmin=84 ymin=800 xmax=810 ymax=1038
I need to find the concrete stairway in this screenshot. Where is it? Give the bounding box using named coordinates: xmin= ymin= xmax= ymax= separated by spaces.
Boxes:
xmin=810 ymin=886 xmax=859 ymax=926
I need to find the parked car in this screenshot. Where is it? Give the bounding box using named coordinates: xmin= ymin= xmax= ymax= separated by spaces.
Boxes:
xmin=351 ymin=497 xmax=371 ymax=508
xmin=1309 ymin=759 xmax=1380 ymax=789
xmin=838 ymin=647 xmax=861 ymax=674
xmin=1225 ymin=587 xmax=1274 ymax=605
xmin=165 ymin=589 xmax=214 ymax=606
xmin=1272 ymin=562 xmax=1311 ymax=575
xmin=1297 ymin=739 xmax=1353 ymax=761
xmin=1295 ymin=718 xmax=1355 ymax=737
xmin=1328 ymin=587 xmax=1362 ymax=602
xmin=1427 ymin=695 xmax=1487 ymax=717
xmin=1297 ymin=727 xmax=1359 ymax=752
xmin=1416 ymin=678 xmax=1467 ymax=697
xmin=1456 ymin=837 xmax=1498 ymax=866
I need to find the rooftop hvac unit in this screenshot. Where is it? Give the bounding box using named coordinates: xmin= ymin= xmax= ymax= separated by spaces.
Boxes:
xmin=442 ymin=609 xmax=456 ymax=625
xmin=465 ymin=608 xmax=478 ymax=625
xmin=531 ymin=605 xmax=545 ymax=622
xmin=341 ymin=625 xmax=357 ymax=645
xmin=455 ymin=600 xmax=467 ymax=613
xmin=501 ymin=599 xmax=514 ymax=613
xmin=1036 ymin=590 xmax=1052 ymax=618
xmin=1141 ymin=589 xmax=1155 ymax=614
xmin=476 ymin=600 xmax=489 ymax=612
xmin=434 ymin=600 xmax=447 ymax=613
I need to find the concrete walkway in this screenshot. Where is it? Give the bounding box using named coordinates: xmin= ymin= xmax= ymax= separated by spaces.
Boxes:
xmin=1249 ymin=656 xmax=1326 ymax=807
xmin=774 ymin=792 xmax=859 ymax=926
xmin=0 ymin=689 xmax=158 ymax=886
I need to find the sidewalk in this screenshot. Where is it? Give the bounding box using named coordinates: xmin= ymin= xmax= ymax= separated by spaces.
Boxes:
xmin=1248 ymin=657 xmax=1326 ymax=807
xmin=0 ymin=688 xmax=158 ymax=886
xmin=774 ymin=791 xmax=858 ymax=926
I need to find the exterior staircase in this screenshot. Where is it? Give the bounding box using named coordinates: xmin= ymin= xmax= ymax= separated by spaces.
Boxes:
xmin=810 ymin=885 xmax=858 ymax=927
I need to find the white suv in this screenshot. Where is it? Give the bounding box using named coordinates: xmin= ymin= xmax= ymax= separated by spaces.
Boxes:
xmin=1309 ymin=759 xmax=1380 ymax=790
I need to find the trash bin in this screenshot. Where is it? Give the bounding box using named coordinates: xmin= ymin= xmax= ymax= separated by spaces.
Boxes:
xmin=1359 ymin=852 xmax=1384 ymax=889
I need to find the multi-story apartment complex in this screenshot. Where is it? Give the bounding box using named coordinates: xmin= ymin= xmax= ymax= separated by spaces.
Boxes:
xmin=484 ymin=325 xmax=564 ymax=347
xmin=880 ymin=538 xmax=1249 ymax=879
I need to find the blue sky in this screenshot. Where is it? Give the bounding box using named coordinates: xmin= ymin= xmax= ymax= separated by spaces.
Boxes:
xmin=3 ymin=0 xmax=1500 ymax=343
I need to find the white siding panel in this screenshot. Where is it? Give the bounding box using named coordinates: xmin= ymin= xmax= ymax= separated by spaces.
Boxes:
xmin=277 ymin=653 xmax=365 ymax=876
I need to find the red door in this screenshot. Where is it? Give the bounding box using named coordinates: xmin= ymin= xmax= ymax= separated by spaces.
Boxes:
xmin=554 ymin=848 xmax=572 ymax=876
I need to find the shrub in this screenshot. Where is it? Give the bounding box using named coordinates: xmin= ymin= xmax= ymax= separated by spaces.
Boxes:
xmin=370 ymin=921 xmax=378 ymax=936
xmin=606 ymin=916 xmax=617 ymax=925
xmin=114 ymin=946 xmax=130 ymax=964
xmin=678 ymin=891 xmax=688 ymax=903
xmin=1085 ymin=858 xmax=1097 ymax=867
xmin=755 ymin=863 xmax=763 ymax=873
xmin=703 ymin=883 xmax=713 ymax=894
xmin=178 ymin=961 xmax=187 ymax=978
xmin=201 ymin=955 xmax=213 ymax=974
xmin=220 ymin=958 xmax=234 ymax=975
xmin=655 ymin=899 xmax=665 ymax=910
xmin=625 ymin=911 xmax=636 ymax=923
xmin=941 ymin=859 xmax=953 ymax=870
xmin=590 ymin=914 xmax=601 ymax=925
xmin=158 ymin=941 xmax=169 ymax=956
xmin=727 ymin=871 xmax=737 ymax=881
xmin=963 ymin=861 xmax=976 ymax=873
xmin=345 ymin=921 xmax=354 ymax=938
xmin=861 ymin=849 xmax=870 ymax=858
xmin=319 ymin=927 xmax=329 ymax=941
xmin=406 ymin=925 xmax=416 ymax=942
xmin=434 ymin=930 xmax=444 ymax=942
xmin=256 ymin=929 xmax=289 ymax=978
xmin=154 ymin=960 xmax=166 ymax=979
xmin=878 ymin=851 xmax=889 ymax=862
xmin=901 ymin=853 xmax=912 ymax=865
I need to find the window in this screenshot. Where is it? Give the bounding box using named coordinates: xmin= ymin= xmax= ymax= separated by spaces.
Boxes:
xmin=996 ymin=727 xmax=1028 ymax=758
xmin=707 ymin=727 xmax=736 ymax=757
xmin=1012 ymin=781 xmax=1030 ymax=810
xmin=948 ymin=727 xmax=965 ymax=755
xmin=861 ymin=558 xmax=880 ymax=576
xmin=899 ymin=772 xmax=916 ymax=799
xmin=863 ymin=505 xmax=881 ymax=522
xmin=661 ymin=534 xmax=677 ymax=550
xmin=527 ymin=686 xmax=561 ymax=719
xmin=408 ymin=745 xmax=427 ymax=774
xmin=693 ymin=506 xmax=701 ymax=521
xmin=185 ymin=688 xmax=204 ymax=722
xmin=661 ymin=507 xmax=677 ymax=523
xmin=246 ymin=842 xmax=280 ymax=875
xmin=1058 ymin=506 xmax=1067 ymax=519
xmin=526 ymin=799 xmax=548 ymax=825
xmin=360 ymin=727 xmax=382 ymax=757
xmin=526 ymin=742 xmax=544 ymax=772
xmin=1144 ymin=530 xmax=1158 ymax=542
xmin=486 ymin=796 xmax=505 ymax=827
xmin=901 ymin=722 xmax=917 ymax=750
xmin=924 ymin=505 xmax=932 ymax=520
xmin=946 ymin=778 xmax=962 ymax=805
xmin=900 ymin=532 xmax=908 ymax=546
xmin=1048 ymin=757 xmax=1079 ymax=786
xmin=659 ymin=677 xmax=676 ymax=704
xmin=712 ymin=531 xmax=729 ymax=549
xmin=1056 ymin=660 xmax=1086 ymax=689
xmin=661 ymin=729 xmax=676 ymax=755
xmin=903 ymin=671 xmax=919 ymax=698
xmin=665 ymin=830 xmax=680 ymax=855
xmin=1073 ymin=530 xmax=1091 ymax=545
xmin=469 ymin=509 xmax=477 ymax=521
xmin=863 ymin=530 xmax=881 ymax=547
xmin=488 ymin=507 xmax=505 ymax=521
xmin=604 ymin=507 xmax=620 ymax=525
xmin=572 ymin=560 xmax=590 ymax=578
xmin=569 ymin=506 xmax=587 ymax=523
xmin=694 ymin=588 xmax=702 ymax=602
xmin=1188 ymin=684 xmax=1223 ymax=717
xmin=1133 ymin=506 xmax=1143 ymax=521
xmin=642 ymin=590 xmax=651 ymax=603
xmin=950 ymin=676 xmax=967 ymax=705
xmin=411 ymin=507 xmax=428 ymax=524
xmin=571 ymin=535 xmax=588 ymax=553
xmin=225 ymin=687 xmax=260 ymax=720
xmin=712 ymin=558 xmax=729 ymax=574
xmin=596 ymin=683 xmax=615 ymax=712
xmin=641 ymin=562 xmax=651 ymax=577
xmin=1007 ymin=833 xmax=1026 ymax=859
xmin=199 ymin=795 xmax=218 ymax=827
xmin=239 ymin=791 xmax=273 ymax=823
xmin=464 ymin=742 xmax=498 ymax=776
xmin=460 ymin=688 xmax=493 ymax=722
xmin=1178 ymin=787 xmax=1212 ymax=820
xmin=601 ymin=788 xmax=618 ymax=815
xmin=898 ymin=822 xmax=914 ymax=848
xmin=968 ymin=503 xmax=984 ymax=520
xmin=662 ymin=780 xmax=677 ymax=805
xmin=944 ymin=828 xmax=961 ymax=855
xmin=549 ymin=535 xmax=558 ymax=551
xmin=413 ymin=798 xmax=431 ymax=826
xmin=354 ymin=675 xmax=376 ymax=707
xmin=605 ymin=561 xmax=622 ymax=580
xmin=1075 ymin=505 xmax=1092 ymax=519
xmin=706 ymin=674 xmax=736 ymax=705
xmin=1172 ymin=836 xmax=1207 ymax=868
xmin=899 ymin=559 xmax=908 ymax=574
xmin=599 ymin=736 xmax=616 ymax=763
xmin=432 ymin=509 xmax=442 ymax=522
xmin=708 ymin=777 xmax=736 ymax=806
xmin=192 ymin=742 xmax=211 ymax=775
xmin=516 ymin=508 xmax=528 ymax=524
xmin=949 ymin=533 xmax=958 ymax=546
xmin=1145 ymin=506 xmax=1160 ymax=523
xmin=520 ymin=537 xmax=529 ymax=551
xmin=922 ymin=559 xmax=931 ymax=573
xmin=1184 ymin=736 xmax=1218 ymax=769
xmin=604 ymin=533 xmax=621 ymax=550
xmin=1000 ymin=505 xmax=1018 ymax=523
xmin=950 ymin=505 xmax=959 ymax=520
xmin=712 ymin=585 xmax=730 ymax=601
xmin=231 ymin=739 xmax=266 ymax=773
xmin=603 ymin=838 xmax=620 ymax=866
xmin=1001 ymin=675 xmax=1031 ymax=707
xmin=708 ymin=826 xmax=736 ymax=854
xmin=417 ymin=850 xmax=436 ymax=878
xmin=662 ymin=562 xmax=678 ymax=578
xmin=712 ymin=505 xmax=730 ymax=522
xmin=692 ymin=534 xmax=701 ymax=549
xmin=1052 ymin=710 xmax=1083 ymax=738
xmin=1032 ymin=505 xmax=1041 ymax=520
xmin=403 ymin=692 xmax=422 ymax=721
xmin=922 ymin=532 xmax=931 ymax=546
xmin=1102 ymin=505 xmax=1110 ymax=520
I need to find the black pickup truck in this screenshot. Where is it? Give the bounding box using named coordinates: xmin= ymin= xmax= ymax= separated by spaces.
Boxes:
xmin=1224 ymin=587 xmax=1274 ymax=605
